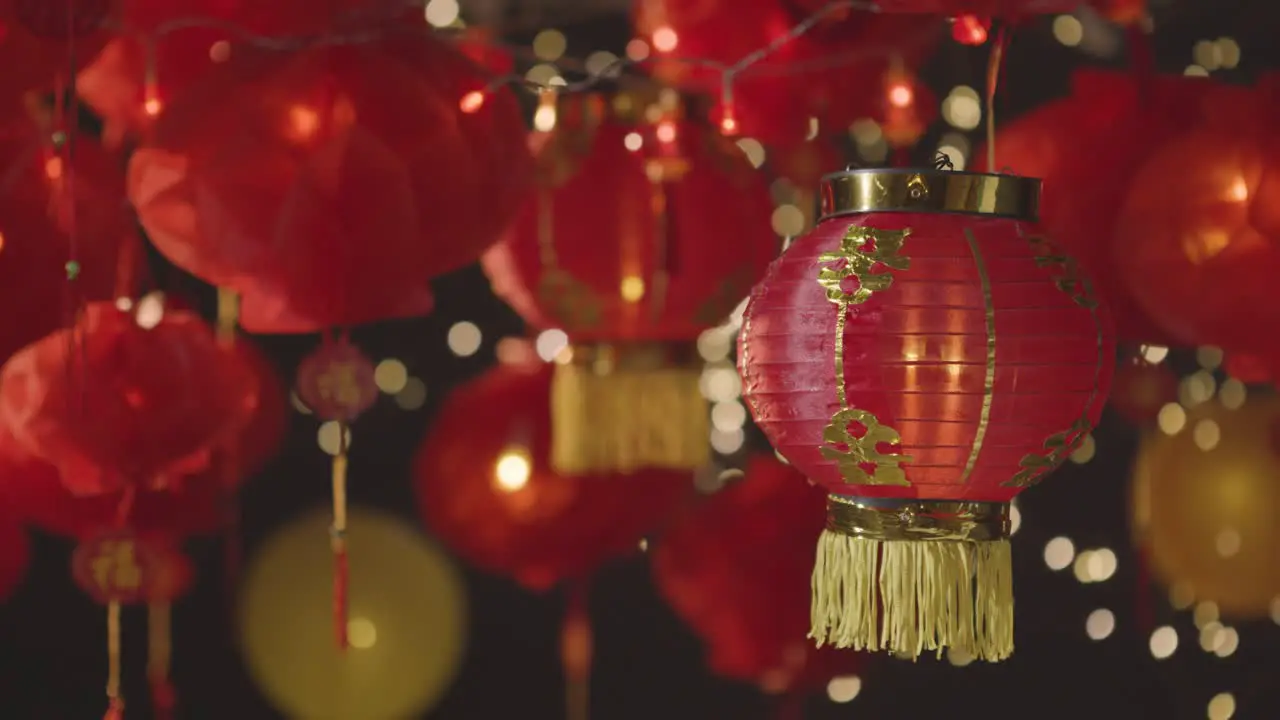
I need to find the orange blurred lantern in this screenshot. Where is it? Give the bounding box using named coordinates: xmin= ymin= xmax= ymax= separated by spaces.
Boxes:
xmin=128 ymin=35 xmax=532 ymax=333
xmin=977 ymin=70 xmax=1232 ymax=345
xmin=483 ymin=93 xmax=776 ymax=475
xmin=654 ymin=456 xmax=864 ymax=696
xmin=633 ymin=0 xmax=937 ymax=146
xmin=1114 ymin=124 xmax=1280 ymax=357
xmin=739 ymin=167 xmax=1114 ymax=661
xmin=414 ymin=360 xmax=690 ymax=592
xmin=0 ymin=302 xmax=258 ymax=496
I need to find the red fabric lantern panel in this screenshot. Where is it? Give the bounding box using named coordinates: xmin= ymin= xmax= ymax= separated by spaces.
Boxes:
xmin=414 ymin=361 xmax=691 ymax=592
xmin=1114 ymin=124 xmax=1280 ymax=357
xmin=484 ymin=97 xmax=777 ymax=343
xmin=739 ymin=169 xmax=1114 ymax=662
xmin=633 ymin=0 xmax=937 ymax=146
xmin=0 ymin=302 xmax=258 ymax=496
xmin=0 ymin=114 xmax=128 ymax=363
xmin=976 ymin=70 xmax=1232 ymax=345
xmin=654 ymin=456 xmax=862 ymax=694
xmin=128 ymin=35 xmax=531 ymax=331
xmin=0 ymin=0 xmax=115 ymax=99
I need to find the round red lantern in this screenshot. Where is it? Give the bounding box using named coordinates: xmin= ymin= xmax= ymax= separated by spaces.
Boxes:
xmin=294 ymin=338 xmax=378 ymax=423
xmin=739 ymin=167 xmax=1115 ymax=662
xmin=127 ymin=34 xmax=532 ymax=332
xmin=483 ymin=93 xmax=777 ymax=475
xmin=0 ymin=301 xmax=258 ymax=496
xmin=654 ymin=455 xmax=863 ymax=696
xmin=414 ymin=360 xmax=691 ymax=592
xmin=1113 ymin=127 xmax=1280 ymax=357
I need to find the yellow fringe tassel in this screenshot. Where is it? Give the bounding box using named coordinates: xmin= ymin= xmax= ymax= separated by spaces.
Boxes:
xmin=550 ymin=361 xmax=707 ymax=475
xmin=810 ymin=531 xmax=1014 ymax=662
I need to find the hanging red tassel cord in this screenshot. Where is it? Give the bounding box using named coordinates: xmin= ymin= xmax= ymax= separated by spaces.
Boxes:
xmin=147 ymin=602 xmax=175 ymax=720
xmin=331 ymin=425 xmax=350 ymax=652
xmin=984 ymin=23 xmax=1010 ymax=169
xmin=561 ymin=580 xmax=593 ymax=720
xmin=103 ymin=601 xmax=124 ymax=720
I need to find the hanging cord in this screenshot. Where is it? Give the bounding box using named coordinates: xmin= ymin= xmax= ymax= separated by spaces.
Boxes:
xmin=103 ymin=601 xmax=124 ymax=720
xmin=561 ymin=580 xmax=593 ymax=720
xmin=147 ymin=601 xmax=176 ymax=720
xmin=331 ymin=418 xmax=350 ymax=652
xmin=984 ymin=23 xmax=1010 ymax=171
xmin=215 ymin=288 xmax=244 ymax=639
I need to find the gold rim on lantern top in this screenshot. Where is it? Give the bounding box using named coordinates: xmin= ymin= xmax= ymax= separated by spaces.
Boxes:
xmin=825 ymin=495 xmax=1012 ymax=542
xmin=819 ymin=169 xmax=1041 ymax=222
xmin=556 ymin=341 xmax=702 ymax=374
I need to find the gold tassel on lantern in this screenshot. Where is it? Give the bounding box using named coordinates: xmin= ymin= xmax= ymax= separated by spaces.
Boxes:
xmin=809 ymin=497 xmax=1014 ymax=662
xmin=551 ymin=342 xmax=707 ymax=475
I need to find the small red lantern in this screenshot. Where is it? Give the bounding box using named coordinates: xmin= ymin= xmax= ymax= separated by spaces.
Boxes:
xmin=72 ymin=528 xmax=158 ymax=605
xmin=414 ymin=360 xmax=691 ymax=592
xmin=739 ymin=167 xmax=1115 ymax=661
xmin=483 ymin=93 xmax=777 ymax=475
xmin=294 ymin=339 xmax=378 ymax=423
xmin=654 ymin=455 xmax=863 ymax=697
xmin=127 ymin=34 xmax=532 ymax=332
xmin=0 ymin=302 xmax=258 ymax=496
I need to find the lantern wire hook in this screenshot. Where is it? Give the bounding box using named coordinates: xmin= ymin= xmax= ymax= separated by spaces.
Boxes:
xmin=933 ymin=151 xmax=955 ymax=171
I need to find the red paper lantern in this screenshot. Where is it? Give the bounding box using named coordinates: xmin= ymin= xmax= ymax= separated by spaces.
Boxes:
xmin=0 ymin=0 xmax=115 ymax=98
xmin=872 ymin=0 xmax=1079 ymax=14
xmin=0 ymin=113 xmax=128 ymax=363
xmin=633 ymin=0 xmax=937 ymax=146
xmin=483 ymin=94 xmax=776 ymax=474
xmin=976 ymin=70 xmax=1234 ymax=345
xmin=413 ymin=361 xmax=691 ymax=592
xmin=0 ymin=302 xmax=258 ymax=496
xmin=654 ymin=456 xmax=863 ymax=694
xmin=127 ymin=34 xmax=532 ymax=332
xmin=1113 ymin=126 xmax=1280 ymax=357
xmin=294 ymin=338 xmax=378 ymax=422
xmin=739 ymin=168 xmax=1115 ymax=662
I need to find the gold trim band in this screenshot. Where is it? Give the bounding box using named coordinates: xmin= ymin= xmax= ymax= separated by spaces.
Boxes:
xmin=557 ymin=341 xmax=701 ymax=374
xmin=820 ymin=169 xmax=1040 ymax=222
xmin=825 ymin=495 xmax=1011 ymax=542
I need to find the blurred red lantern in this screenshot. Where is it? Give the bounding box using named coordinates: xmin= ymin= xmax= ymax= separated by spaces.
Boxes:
xmin=1109 ymin=356 xmax=1177 ymax=425
xmin=294 ymin=338 xmax=378 ymax=422
xmin=0 ymin=0 xmax=115 ymax=98
xmin=1114 ymin=124 xmax=1280 ymax=357
xmin=128 ymin=34 xmax=532 ymax=332
xmin=0 ymin=113 xmax=128 ymax=362
xmin=0 ymin=302 xmax=258 ymax=496
xmin=483 ymin=94 xmax=775 ymax=474
xmin=977 ymin=70 xmax=1233 ymax=345
xmin=0 ymin=506 xmax=28 ymax=601
xmin=1224 ymin=353 xmax=1274 ymax=385
xmin=633 ymin=0 xmax=936 ymax=146
xmin=739 ymin=168 xmax=1114 ymax=662
xmin=872 ymin=0 xmax=1079 ymax=14
xmin=414 ymin=360 xmax=691 ymax=592
xmin=654 ymin=455 xmax=863 ymax=695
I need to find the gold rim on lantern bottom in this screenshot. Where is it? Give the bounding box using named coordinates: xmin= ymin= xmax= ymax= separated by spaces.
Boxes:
xmin=824 ymin=495 xmax=1012 ymax=543
xmin=819 ymin=168 xmax=1041 ymax=222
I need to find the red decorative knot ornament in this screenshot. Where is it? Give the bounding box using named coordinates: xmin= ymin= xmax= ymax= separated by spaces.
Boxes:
xmin=127 ymin=31 xmax=532 ymax=332
xmin=0 ymin=302 xmax=258 ymax=496
xmin=654 ymin=456 xmax=862 ymax=696
xmin=483 ymin=92 xmax=777 ymax=475
xmin=295 ymin=339 xmax=378 ymax=423
xmin=414 ymin=360 xmax=691 ymax=592
xmin=72 ymin=528 xmax=159 ymax=605
xmin=739 ymin=166 xmax=1115 ymax=662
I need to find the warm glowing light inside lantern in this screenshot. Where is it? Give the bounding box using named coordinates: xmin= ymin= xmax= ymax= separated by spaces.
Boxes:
xmin=1227 ymin=177 xmax=1248 ymax=202
xmin=652 ymin=26 xmax=678 ymax=53
xmin=144 ymin=97 xmax=163 ymax=117
xmin=459 ymin=90 xmax=486 ymax=114
xmin=43 ymin=157 xmax=62 ymax=180
xmin=719 ymin=114 xmax=738 ymax=135
xmin=347 ymin=617 xmax=377 ymax=649
xmin=494 ymin=449 xmax=532 ymax=492
xmin=888 ymin=82 xmax=914 ymax=109
xmin=620 ymin=276 xmax=646 ymax=302
xmin=287 ymin=105 xmax=320 ymax=141
xmin=951 ymin=14 xmax=989 ymax=45
xmin=655 ymin=121 xmax=677 ymax=144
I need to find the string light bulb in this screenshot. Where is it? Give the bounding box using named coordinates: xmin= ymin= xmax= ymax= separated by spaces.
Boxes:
xmin=951 ymin=14 xmax=990 ymax=46
xmin=887 ymin=80 xmax=914 ymax=109
xmin=459 ymin=90 xmax=486 ymax=114
xmin=533 ymin=89 xmax=558 ymax=132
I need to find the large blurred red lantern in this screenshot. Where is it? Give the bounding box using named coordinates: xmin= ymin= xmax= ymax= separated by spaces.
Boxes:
xmin=414 ymin=360 xmax=690 ymax=592
xmin=0 ymin=113 xmax=128 ymax=362
xmin=654 ymin=455 xmax=863 ymax=696
xmin=0 ymin=0 xmax=115 ymax=98
xmin=633 ymin=1 xmax=936 ymax=145
xmin=128 ymin=35 xmax=532 ymax=333
xmin=1114 ymin=124 xmax=1280 ymax=357
xmin=976 ymin=70 xmax=1235 ymax=345
xmin=0 ymin=302 xmax=258 ymax=496
xmin=872 ymin=0 xmax=1079 ymax=14
xmin=739 ymin=168 xmax=1115 ymax=662
xmin=483 ymin=94 xmax=776 ymax=475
